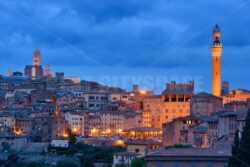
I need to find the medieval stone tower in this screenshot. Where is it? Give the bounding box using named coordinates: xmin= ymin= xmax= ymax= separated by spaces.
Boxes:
xmin=211 ymin=24 xmax=222 ymax=97
xmin=33 ymin=49 xmax=41 ymax=66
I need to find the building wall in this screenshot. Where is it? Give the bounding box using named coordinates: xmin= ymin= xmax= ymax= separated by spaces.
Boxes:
xmin=64 ymin=112 xmax=84 ymax=136
xmin=99 ymin=112 xmax=125 ymax=136
xmin=51 ymin=117 xmax=69 ymax=138
xmin=163 ymin=97 xmax=191 ymax=123
xmin=162 ymin=117 xmax=201 ymax=147
xmin=143 ymin=96 xmax=163 ymax=129
xmin=124 ymin=112 xmax=143 ymax=130
xmin=113 ymin=154 xmax=136 ymax=167
xmin=15 ymin=118 xmax=33 ymax=135
xmin=51 ymin=139 xmax=68 ymax=148
xmin=1 ymin=116 xmax=15 ymax=128
xmin=142 ymin=111 xmax=151 ymax=127
xmin=218 ymin=115 xmax=237 ymax=138
xmin=208 ymin=121 xmax=219 ymax=147
xmin=191 ymin=93 xmax=223 ymax=116
xmin=223 ymin=89 xmax=250 ymax=104
xmin=32 ymin=116 xmax=52 ymax=142
xmin=162 ymin=122 xmax=174 ymax=146
xmin=127 ymin=145 xmax=147 ymax=157
xmin=83 ymin=93 xmax=109 ymax=110
xmin=24 ymin=65 xmax=43 ymax=80
xmin=224 ymin=101 xmax=248 ymax=111
xmin=0 ymin=137 xmax=28 ymax=151
xmin=56 ymin=95 xmax=77 ymax=106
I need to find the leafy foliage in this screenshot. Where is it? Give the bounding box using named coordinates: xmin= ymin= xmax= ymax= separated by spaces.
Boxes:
xmin=164 ymin=144 xmax=192 ymax=149
xmin=115 ymin=163 xmax=126 ymax=167
xmin=56 ymin=160 xmax=78 ymax=167
xmin=228 ymin=129 xmax=240 ymax=167
xmin=69 ymin=134 xmax=77 ymax=144
xmin=131 ymin=158 xmax=145 ymax=167
xmin=229 ymin=109 xmax=250 ymax=167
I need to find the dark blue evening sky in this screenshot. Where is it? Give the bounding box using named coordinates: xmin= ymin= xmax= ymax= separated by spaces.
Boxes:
xmin=0 ymin=0 xmax=250 ymax=93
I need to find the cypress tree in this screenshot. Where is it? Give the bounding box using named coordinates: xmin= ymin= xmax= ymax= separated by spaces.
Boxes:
xmin=238 ymin=109 xmax=250 ymax=167
xmin=228 ymin=129 xmax=240 ymax=167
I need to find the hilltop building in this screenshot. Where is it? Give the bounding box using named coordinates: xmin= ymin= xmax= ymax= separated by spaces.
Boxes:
xmin=24 ymin=49 xmax=43 ymax=80
xmin=223 ymin=89 xmax=250 ymax=104
xmin=221 ymin=81 xmax=229 ymax=96
xmin=190 ymin=92 xmax=223 ymax=116
xmin=162 ymin=81 xmax=194 ymax=123
xmin=212 ymin=24 xmax=222 ymax=97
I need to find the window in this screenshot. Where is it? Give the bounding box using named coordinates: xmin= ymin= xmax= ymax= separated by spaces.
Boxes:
xmin=89 ymin=104 xmax=94 ymax=107
xmin=89 ymin=96 xmax=95 ymax=100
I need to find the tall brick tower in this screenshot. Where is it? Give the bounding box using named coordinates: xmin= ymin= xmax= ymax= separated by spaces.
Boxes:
xmin=211 ymin=24 xmax=222 ymax=97
xmin=33 ymin=49 xmax=41 ymax=66
xmin=24 ymin=49 xmax=43 ymax=80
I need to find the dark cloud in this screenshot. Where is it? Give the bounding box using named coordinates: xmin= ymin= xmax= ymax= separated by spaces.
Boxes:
xmin=0 ymin=0 xmax=249 ymax=91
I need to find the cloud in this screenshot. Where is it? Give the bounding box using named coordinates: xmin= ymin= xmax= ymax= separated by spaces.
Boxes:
xmin=0 ymin=0 xmax=249 ymax=91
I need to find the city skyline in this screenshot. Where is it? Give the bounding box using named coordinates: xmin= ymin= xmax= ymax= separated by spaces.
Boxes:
xmin=1 ymin=0 xmax=250 ymax=93
xmin=1 ymin=1 xmax=250 ymax=166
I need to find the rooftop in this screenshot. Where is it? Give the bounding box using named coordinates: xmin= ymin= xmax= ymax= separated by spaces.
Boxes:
xmin=115 ymin=151 xmax=140 ymax=156
xmin=147 ymin=148 xmax=231 ymax=157
xmin=126 ymin=139 xmax=161 ymax=145
xmin=162 ymin=81 xmax=194 ymax=95
xmin=124 ymin=127 xmax=161 ymax=133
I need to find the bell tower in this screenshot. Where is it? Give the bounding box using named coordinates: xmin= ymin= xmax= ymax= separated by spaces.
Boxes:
xmin=211 ymin=24 xmax=222 ymax=97
xmin=33 ymin=49 xmax=41 ymax=66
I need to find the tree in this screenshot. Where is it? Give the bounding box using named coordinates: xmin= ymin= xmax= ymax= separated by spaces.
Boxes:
xmin=131 ymin=158 xmax=145 ymax=167
xmin=28 ymin=162 xmax=46 ymax=167
xmin=115 ymin=163 xmax=126 ymax=167
xmin=69 ymin=134 xmax=77 ymax=144
xmin=56 ymin=160 xmax=78 ymax=167
xmin=8 ymin=153 xmax=19 ymax=164
xmin=2 ymin=142 xmax=10 ymax=151
xmin=81 ymin=157 xmax=94 ymax=167
xmin=237 ymin=109 xmax=250 ymax=167
xmin=228 ymin=129 xmax=240 ymax=167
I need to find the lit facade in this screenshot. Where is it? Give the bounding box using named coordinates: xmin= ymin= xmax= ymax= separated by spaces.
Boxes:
xmin=190 ymin=92 xmax=223 ymax=116
xmin=223 ymin=89 xmax=250 ymax=104
xmin=143 ymin=95 xmax=163 ymax=128
xmin=211 ymin=24 xmax=222 ymax=97
xmin=24 ymin=49 xmax=43 ymax=79
xmin=162 ymin=81 xmax=194 ymax=123
xmin=64 ymin=112 xmax=85 ymax=136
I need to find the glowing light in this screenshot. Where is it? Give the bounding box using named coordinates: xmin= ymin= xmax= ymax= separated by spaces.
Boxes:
xmin=91 ymin=128 xmax=97 ymax=134
xmin=116 ymin=140 xmax=124 ymax=145
xmin=14 ymin=130 xmax=22 ymax=135
xmin=63 ymin=133 xmax=68 ymax=138
xmin=140 ymin=90 xmax=146 ymax=95
xmin=72 ymin=127 xmax=77 ymax=133
xmin=106 ymin=129 xmax=111 ymax=133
